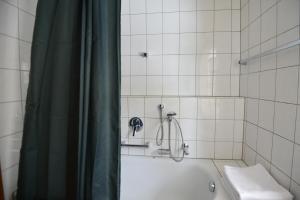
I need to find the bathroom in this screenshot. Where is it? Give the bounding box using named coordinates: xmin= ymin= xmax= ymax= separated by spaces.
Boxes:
xmin=0 ymin=0 xmax=299 ymax=199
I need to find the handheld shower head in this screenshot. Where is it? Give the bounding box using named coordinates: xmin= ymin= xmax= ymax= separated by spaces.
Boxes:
xmin=167 ymin=112 xmax=176 ymax=117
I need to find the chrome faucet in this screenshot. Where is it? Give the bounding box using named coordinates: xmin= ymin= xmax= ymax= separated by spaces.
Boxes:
xmin=129 ymin=117 xmax=143 ymax=136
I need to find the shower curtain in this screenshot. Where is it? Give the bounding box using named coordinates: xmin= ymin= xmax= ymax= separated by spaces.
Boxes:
xmin=17 ymin=0 xmax=121 ymax=199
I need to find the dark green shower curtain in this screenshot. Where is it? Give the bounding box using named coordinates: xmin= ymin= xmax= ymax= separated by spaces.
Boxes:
xmin=17 ymin=0 xmax=121 ymax=199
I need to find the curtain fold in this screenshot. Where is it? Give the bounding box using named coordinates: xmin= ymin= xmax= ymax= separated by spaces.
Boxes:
xmin=17 ymin=0 xmax=121 ymax=199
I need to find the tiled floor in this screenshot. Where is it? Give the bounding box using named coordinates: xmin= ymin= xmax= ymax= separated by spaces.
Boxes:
xmin=213 ymin=159 xmax=247 ymax=176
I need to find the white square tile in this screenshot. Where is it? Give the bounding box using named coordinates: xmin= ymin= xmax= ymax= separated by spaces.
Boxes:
xmin=231 ymin=76 xmax=240 ymax=96
xmin=0 ymin=35 xmax=19 ymax=69
xmin=179 ymin=76 xmax=195 ymax=96
xmin=145 ymin=118 xmax=161 ymax=139
xmin=147 ymin=13 xmax=162 ymax=34
xmin=214 ymin=32 xmax=231 ymax=53
xmin=163 ymin=12 xmax=179 ymax=33
xmin=147 ymin=34 xmax=163 ymax=55
xmin=197 ymin=0 xmax=214 ymax=10
xmin=215 ymin=120 xmax=234 ymax=141
xmin=292 ymin=144 xmax=300 ymax=184
xmin=180 ymin=33 xmax=196 ymax=54
xmin=215 ymin=0 xmax=231 ymax=10
xmin=213 ymin=76 xmax=231 ymax=96
xmin=197 ymin=11 xmax=214 ymax=32
xmin=0 ymin=102 xmax=23 ymax=137
xmin=0 ymin=1 xmax=18 ymax=37
xmin=216 ymin=98 xmax=234 ymax=119
xmin=122 ymin=0 xmax=130 ymax=14
xmin=232 ymin=32 xmax=240 ymax=53
xmin=231 ymin=54 xmax=240 ymax=75
xmin=196 ymin=76 xmax=213 ymax=96
xmin=274 ymin=102 xmax=296 ymax=141
xmin=0 ymin=69 xmax=21 ymax=102
xmin=121 ymin=76 xmax=130 ymax=95
xmin=244 ymin=144 xmax=256 ymax=166
xmin=261 ymin=6 xmax=276 ymax=42
xmin=241 ymin=4 xmax=249 ymax=29
xmin=246 ymin=98 xmax=259 ymax=124
xmin=131 ymin=56 xmax=146 ymax=75
xmin=272 ymin=135 xmax=294 ymax=176
xmin=214 ymin=10 xmax=231 ymax=31
xmin=180 ymin=0 xmax=197 ymax=11
xmin=163 ymin=34 xmax=179 ymax=54
xmin=197 ymin=33 xmax=214 ymax=53
xmin=131 ymin=76 xmax=147 ymax=95
xmin=234 ymin=120 xmax=244 ymax=142
xmin=197 ymin=98 xmax=215 ymax=119
xmin=146 ymin=0 xmax=162 ymax=13
xmin=232 ymin=10 xmax=240 ymax=32
xmin=131 ymin=35 xmax=146 ymax=55
xmin=277 ymin=47 xmax=299 ymax=69
xmin=248 ymin=19 xmax=260 ymax=48
xmin=261 ymin=0 xmax=277 ymax=13
xmin=19 ymin=10 xmax=35 ymax=42
xmin=131 ymin=14 xmax=146 ymax=34
xmin=121 ymin=97 xmax=129 ymax=117
xmin=196 ymin=54 xmax=214 ymax=75
xmin=162 ymin=97 xmax=180 ymax=115
xmin=277 ymin=0 xmax=299 ymax=34
xmin=276 ymin=66 xmax=298 ymax=104
xmin=249 ymin=0 xmax=260 ymax=22
xmin=163 ymin=76 xmax=178 ymax=95
xmin=214 ymin=54 xmax=231 ymax=75
xmin=235 ymin=98 xmax=245 ymax=120
xmin=163 ymin=0 xmax=180 ymax=12
xmin=197 ymin=141 xmax=214 ymax=158
xmin=247 ymin=72 xmax=259 ymax=98
xmin=197 ymin=120 xmax=215 ymax=140
xmin=215 ymin=142 xmax=233 ymax=159
xmin=130 ymin=0 xmax=146 ymax=14
xmin=232 ymin=0 xmax=240 ymax=9
xmin=233 ymin=142 xmax=243 ymax=159
xmin=145 ymin=98 xmax=161 ymax=118
xmin=180 ymin=119 xmax=197 ymax=140
xmin=179 ymin=55 xmax=196 ymax=75
xmin=259 ymin=70 xmax=276 ymax=100
xmin=163 ymin=55 xmax=179 ymax=75
xmin=128 ymin=139 xmax=145 ymax=155
xmin=128 ymin=97 xmax=145 ymax=117
xmin=257 ymin=128 xmax=273 ymax=161
xmin=180 ymin=12 xmax=196 ymax=33
xmin=258 ymin=100 xmax=274 ymax=131
xmin=121 ymin=15 xmax=130 ymax=35
xmin=121 ymin=36 xmax=131 ymax=55
xmin=147 ymin=56 xmax=163 ymax=75
xmin=147 ymin=76 xmax=163 ymax=95
xmin=245 ymin=122 xmax=258 ymax=150
xmin=121 ymin=117 xmax=130 ymax=138
xmin=180 ymin=97 xmax=197 ymax=118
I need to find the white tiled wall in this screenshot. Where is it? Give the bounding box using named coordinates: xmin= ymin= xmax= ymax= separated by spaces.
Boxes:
xmin=0 ymin=0 xmax=36 ymax=199
xmin=121 ymin=96 xmax=244 ymax=159
xmin=121 ymin=0 xmax=241 ymax=96
xmin=120 ymin=0 xmax=244 ymax=161
xmin=240 ymin=0 xmax=300 ymax=198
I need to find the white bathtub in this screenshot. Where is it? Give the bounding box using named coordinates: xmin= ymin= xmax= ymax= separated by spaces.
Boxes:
xmin=121 ymin=156 xmax=231 ymax=200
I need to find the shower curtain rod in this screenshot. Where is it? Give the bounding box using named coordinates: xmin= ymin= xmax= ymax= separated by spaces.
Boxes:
xmin=239 ymin=39 xmax=300 ymax=65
